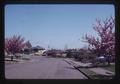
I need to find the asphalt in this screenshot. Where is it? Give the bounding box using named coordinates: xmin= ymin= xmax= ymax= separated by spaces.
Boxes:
xmin=5 ymin=56 xmax=87 ymax=79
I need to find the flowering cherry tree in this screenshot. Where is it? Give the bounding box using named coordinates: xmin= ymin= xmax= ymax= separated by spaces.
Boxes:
xmin=5 ymin=35 xmax=26 ymax=61
xmin=83 ymin=16 xmax=115 ymax=65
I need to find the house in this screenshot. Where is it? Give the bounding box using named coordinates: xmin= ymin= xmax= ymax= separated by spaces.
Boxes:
xmin=46 ymin=49 xmax=67 ymax=57
xmin=31 ymin=46 xmax=45 ymax=56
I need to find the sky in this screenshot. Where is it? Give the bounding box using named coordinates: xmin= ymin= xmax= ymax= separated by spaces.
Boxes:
xmin=5 ymin=4 xmax=114 ymax=50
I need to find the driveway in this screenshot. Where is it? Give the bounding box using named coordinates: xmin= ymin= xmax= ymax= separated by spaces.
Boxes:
xmin=5 ymin=56 xmax=87 ymax=79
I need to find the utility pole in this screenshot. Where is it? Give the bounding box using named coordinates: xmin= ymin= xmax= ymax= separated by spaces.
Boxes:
xmin=48 ymin=45 xmax=50 ymax=50
xmin=64 ymin=44 xmax=68 ymax=51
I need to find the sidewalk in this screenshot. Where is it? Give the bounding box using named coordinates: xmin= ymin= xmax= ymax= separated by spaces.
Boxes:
xmin=64 ymin=58 xmax=92 ymax=67
xmin=89 ymin=68 xmax=114 ymax=76
xmin=5 ymin=57 xmax=33 ymax=64
xmin=63 ymin=58 xmax=115 ymax=76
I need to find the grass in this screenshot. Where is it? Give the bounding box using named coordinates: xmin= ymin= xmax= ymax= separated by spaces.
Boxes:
xmin=101 ymin=64 xmax=115 ymax=72
xmin=78 ymin=68 xmax=114 ymax=79
xmin=78 ymin=68 xmax=97 ymax=79
xmin=89 ymin=74 xmax=114 ymax=79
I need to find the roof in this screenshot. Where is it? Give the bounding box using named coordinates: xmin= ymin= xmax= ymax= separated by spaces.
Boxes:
xmin=32 ymin=46 xmax=45 ymax=50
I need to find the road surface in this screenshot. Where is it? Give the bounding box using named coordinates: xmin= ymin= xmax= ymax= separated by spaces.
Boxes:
xmin=5 ymin=56 xmax=87 ymax=79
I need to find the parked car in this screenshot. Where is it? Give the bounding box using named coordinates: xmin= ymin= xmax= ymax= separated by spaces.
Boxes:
xmin=22 ymin=54 xmax=31 ymax=60
xmin=96 ymin=56 xmax=106 ymax=63
xmin=42 ymin=52 xmax=47 ymax=56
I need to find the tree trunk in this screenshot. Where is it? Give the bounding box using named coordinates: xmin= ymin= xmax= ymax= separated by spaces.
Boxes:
xmin=11 ymin=53 xmax=15 ymax=61
xmin=107 ymin=56 xmax=111 ymax=66
xmin=11 ymin=55 xmax=13 ymax=61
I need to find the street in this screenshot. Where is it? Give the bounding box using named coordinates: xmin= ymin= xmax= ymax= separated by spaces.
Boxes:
xmin=5 ymin=56 xmax=87 ymax=79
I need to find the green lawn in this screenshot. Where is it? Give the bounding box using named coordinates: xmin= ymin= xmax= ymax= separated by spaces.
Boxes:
xmin=78 ymin=68 xmax=114 ymax=79
xmin=101 ymin=64 xmax=115 ymax=72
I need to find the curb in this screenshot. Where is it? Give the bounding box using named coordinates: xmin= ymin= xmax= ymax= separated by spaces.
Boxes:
xmin=74 ymin=66 xmax=91 ymax=79
xmin=63 ymin=59 xmax=90 ymax=79
xmin=64 ymin=58 xmax=115 ymax=79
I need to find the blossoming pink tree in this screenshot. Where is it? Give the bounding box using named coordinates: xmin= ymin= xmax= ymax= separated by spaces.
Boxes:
xmin=5 ymin=35 xmax=25 ymax=61
xmin=83 ymin=16 xmax=115 ymax=65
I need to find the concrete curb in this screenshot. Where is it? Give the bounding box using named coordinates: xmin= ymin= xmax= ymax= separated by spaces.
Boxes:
xmin=74 ymin=66 xmax=91 ymax=79
xmin=63 ymin=59 xmax=90 ymax=79
xmin=63 ymin=58 xmax=115 ymax=79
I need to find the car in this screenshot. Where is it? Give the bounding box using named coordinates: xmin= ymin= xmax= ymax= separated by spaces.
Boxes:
xmin=22 ymin=54 xmax=31 ymax=60
xmin=42 ymin=53 xmax=47 ymax=56
xmin=95 ymin=56 xmax=106 ymax=63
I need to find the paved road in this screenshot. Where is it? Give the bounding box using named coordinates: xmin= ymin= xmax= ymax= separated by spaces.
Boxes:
xmin=5 ymin=56 xmax=87 ymax=79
